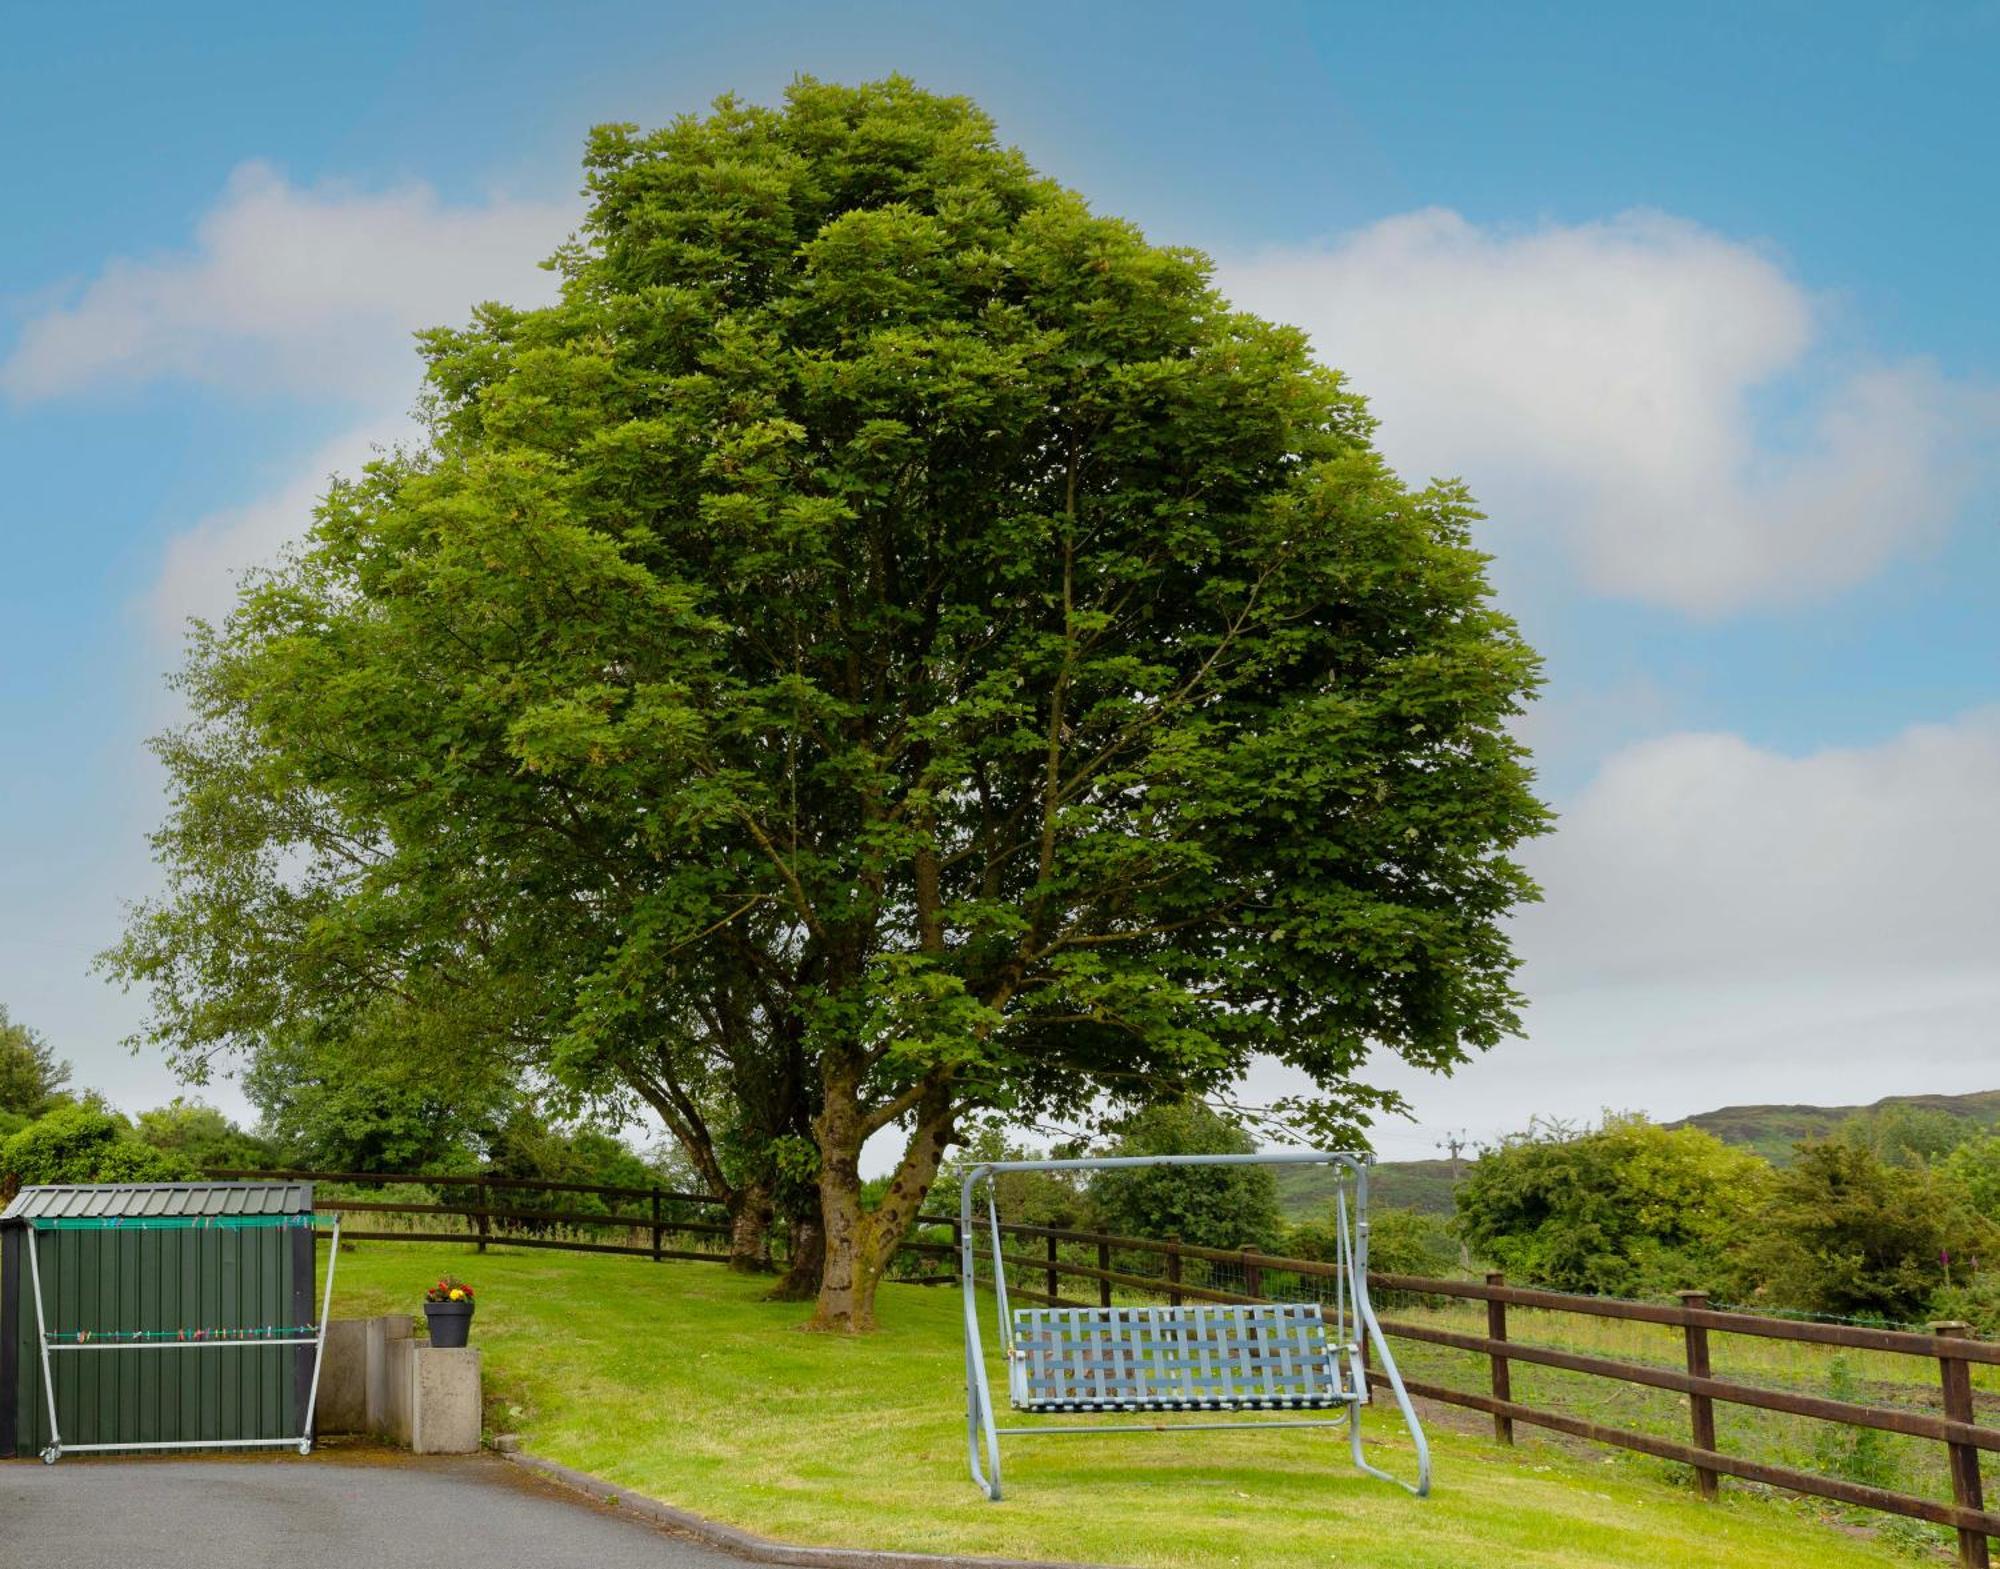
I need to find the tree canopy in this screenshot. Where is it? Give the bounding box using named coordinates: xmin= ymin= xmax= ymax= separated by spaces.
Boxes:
xmin=105 ymin=77 xmax=1547 ymax=1328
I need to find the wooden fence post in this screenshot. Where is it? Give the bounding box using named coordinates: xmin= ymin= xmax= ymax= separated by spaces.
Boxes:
xmin=474 ymin=1174 xmax=490 ymax=1255
xmin=1677 ymin=1290 xmax=1719 ymax=1500
xmin=1046 ymin=1233 xmax=1060 ymax=1302
xmin=1932 ymin=1320 xmax=1991 ymax=1569
xmin=1098 ymin=1238 xmax=1112 ymax=1308
xmin=1241 ymin=1247 xmax=1264 ymax=1301
xmin=650 ymin=1186 xmax=664 ymax=1263
xmin=1486 ymin=1272 xmax=1513 ymax=1445
xmin=1166 ymin=1235 xmax=1183 ymax=1307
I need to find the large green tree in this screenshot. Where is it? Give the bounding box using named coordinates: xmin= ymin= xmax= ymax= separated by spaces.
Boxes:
xmin=107 ymin=78 xmax=1546 ymax=1329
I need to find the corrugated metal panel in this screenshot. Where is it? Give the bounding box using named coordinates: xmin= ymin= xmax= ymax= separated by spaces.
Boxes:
xmin=0 ymin=1182 xmax=313 ymax=1225
xmin=3 ymin=1203 xmax=314 ymax=1455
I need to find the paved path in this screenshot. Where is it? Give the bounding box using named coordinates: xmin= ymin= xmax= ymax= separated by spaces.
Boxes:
xmin=0 ymin=1452 xmax=751 ymax=1569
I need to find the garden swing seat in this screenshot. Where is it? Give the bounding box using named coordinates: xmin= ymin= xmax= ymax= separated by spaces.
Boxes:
xmin=959 ymin=1150 xmax=1430 ymax=1500
xmin=1008 ymin=1300 xmax=1364 ymax=1414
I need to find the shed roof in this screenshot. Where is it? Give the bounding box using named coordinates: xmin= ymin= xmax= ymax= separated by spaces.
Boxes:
xmin=0 ymin=1181 xmax=313 ymax=1225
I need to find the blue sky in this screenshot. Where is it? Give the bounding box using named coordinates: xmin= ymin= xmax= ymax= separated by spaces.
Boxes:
xmin=3 ymin=1 xmax=1996 ymax=1158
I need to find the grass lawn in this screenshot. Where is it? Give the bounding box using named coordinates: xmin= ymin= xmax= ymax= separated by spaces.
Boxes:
xmin=329 ymin=1243 xmax=1918 ymax=1569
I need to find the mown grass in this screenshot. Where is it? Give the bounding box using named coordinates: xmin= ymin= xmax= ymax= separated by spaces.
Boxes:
xmin=329 ymin=1242 xmax=1927 ymax=1568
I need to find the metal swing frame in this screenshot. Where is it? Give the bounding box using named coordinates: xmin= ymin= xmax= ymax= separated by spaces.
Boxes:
xmin=24 ymin=1214 xmax=341 ymax=1463
xmin=959 ymin=1150 xmax=1430 ymax=1500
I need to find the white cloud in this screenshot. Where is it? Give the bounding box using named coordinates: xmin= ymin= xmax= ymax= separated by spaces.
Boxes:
xmin=10 ymin=161 xmax=578 ymax=637
xmin=1321 ymin=709 xmax=2000 ymax=1157
xmin=1525 ymin=713 xmax=2000 ymax=988
xmin=1220 ymin=209 xmax=1991 ymax=614
xmin=3 ymin=162 xmax=573 ymax=407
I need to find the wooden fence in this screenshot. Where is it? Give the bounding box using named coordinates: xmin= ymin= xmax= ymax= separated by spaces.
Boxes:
xmin=219 ymin=1168 xmax=1998 ymax=1565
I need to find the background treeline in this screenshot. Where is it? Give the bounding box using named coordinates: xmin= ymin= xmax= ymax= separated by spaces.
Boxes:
xmin=949 ymin=1102 xmax=2000 ymax=1333
xmin=11 ymin=998 xmax=2000 ymax=1332
xmin=0 ymin=1004 xmax=685 ymax=1207
xmin=1449 ymin=1108 xmax=2000 ymax=1328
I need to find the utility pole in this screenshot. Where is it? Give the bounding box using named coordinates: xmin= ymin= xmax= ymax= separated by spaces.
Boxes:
xmin=1438 ymin=1130 xmax=1473 ymax=1271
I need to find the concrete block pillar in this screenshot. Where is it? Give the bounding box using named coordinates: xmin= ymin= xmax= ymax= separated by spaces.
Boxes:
xmin=316 ymin=1313 xmax=479 ymax=1453
xmin=316 ymin=1320 xmax=369 ymax=1435
xmin=408 ymin=1348 xmax=483 ymax=1454
xmin=366 ymin=1314 xmax=412 ymax=1436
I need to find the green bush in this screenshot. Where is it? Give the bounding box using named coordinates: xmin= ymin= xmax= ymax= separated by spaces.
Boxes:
xmin=1286 ymin=1205 xmax=1461 ymax=1277
xmin=132 ymin=1099 xmax=277 ymax=1171
xmin=1455 ymin=1115 xmax=1770 ymax=1297
xmin=1943 ymin=1132 xmax=2000 ymax=1222
xmin=1928 ymin=1275 xmax=2000 ymax=1336
xmin=1727 ymin=1139 xmax=1993 ymax=1322
xmin=1 ymin=1102 xmax=197 ymax=1189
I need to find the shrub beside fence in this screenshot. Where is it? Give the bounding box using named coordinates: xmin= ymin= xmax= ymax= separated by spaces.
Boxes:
xmin=213 ymin=1167 xmax=1997 ymax=1566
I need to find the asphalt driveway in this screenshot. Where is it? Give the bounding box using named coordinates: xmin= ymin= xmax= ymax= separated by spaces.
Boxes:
xmin=0 ymin=1451 xmax=751 ymax=1569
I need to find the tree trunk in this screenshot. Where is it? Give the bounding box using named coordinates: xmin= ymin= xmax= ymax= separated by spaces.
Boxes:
xmin=810 ymin=1068 xmax=874 ymax=1329
xmin=725 ymin=1181 xmax=775 ymax=1273
xmin=768 ymin=1213 xmax=825 ymax=1301
xmin=809 ymin=1068 xmax=955 ymax=1332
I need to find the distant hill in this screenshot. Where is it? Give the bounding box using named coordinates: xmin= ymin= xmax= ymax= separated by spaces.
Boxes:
xmin=1275 ymin=1157 xmax=1461 ymax=1219
xmin=1666 ymin=1088 xmax=2000 ymax=1166
xmin=1275 ymin=1088 xmax=2000 ymax=1221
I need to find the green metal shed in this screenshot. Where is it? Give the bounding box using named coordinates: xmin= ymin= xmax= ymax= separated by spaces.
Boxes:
xmin=1 ymin=1181 xmax=332 ymax=1461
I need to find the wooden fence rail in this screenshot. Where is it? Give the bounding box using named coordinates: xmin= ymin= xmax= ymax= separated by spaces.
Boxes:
xmin=217 ymin=1167 xmax=1997 ymax=1565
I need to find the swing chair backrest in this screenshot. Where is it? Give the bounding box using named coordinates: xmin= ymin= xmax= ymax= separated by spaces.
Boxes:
xmin=1010 ymin=1301 xmax=1359 ymax=1412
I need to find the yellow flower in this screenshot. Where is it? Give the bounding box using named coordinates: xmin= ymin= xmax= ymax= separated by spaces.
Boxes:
xmin=449 ymin=1288 xmax=466 ymax=1301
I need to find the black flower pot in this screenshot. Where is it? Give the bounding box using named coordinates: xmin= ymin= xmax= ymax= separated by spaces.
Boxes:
xmin=424 ymin=1300 xmax=475 ymax=1348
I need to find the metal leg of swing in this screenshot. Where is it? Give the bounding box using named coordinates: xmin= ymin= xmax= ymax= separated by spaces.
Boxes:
xmin=1348 ymin=1331 xmax=1432 ymax=1497
xmin=965 ymin=1337 xmax=1004 ymax=1500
